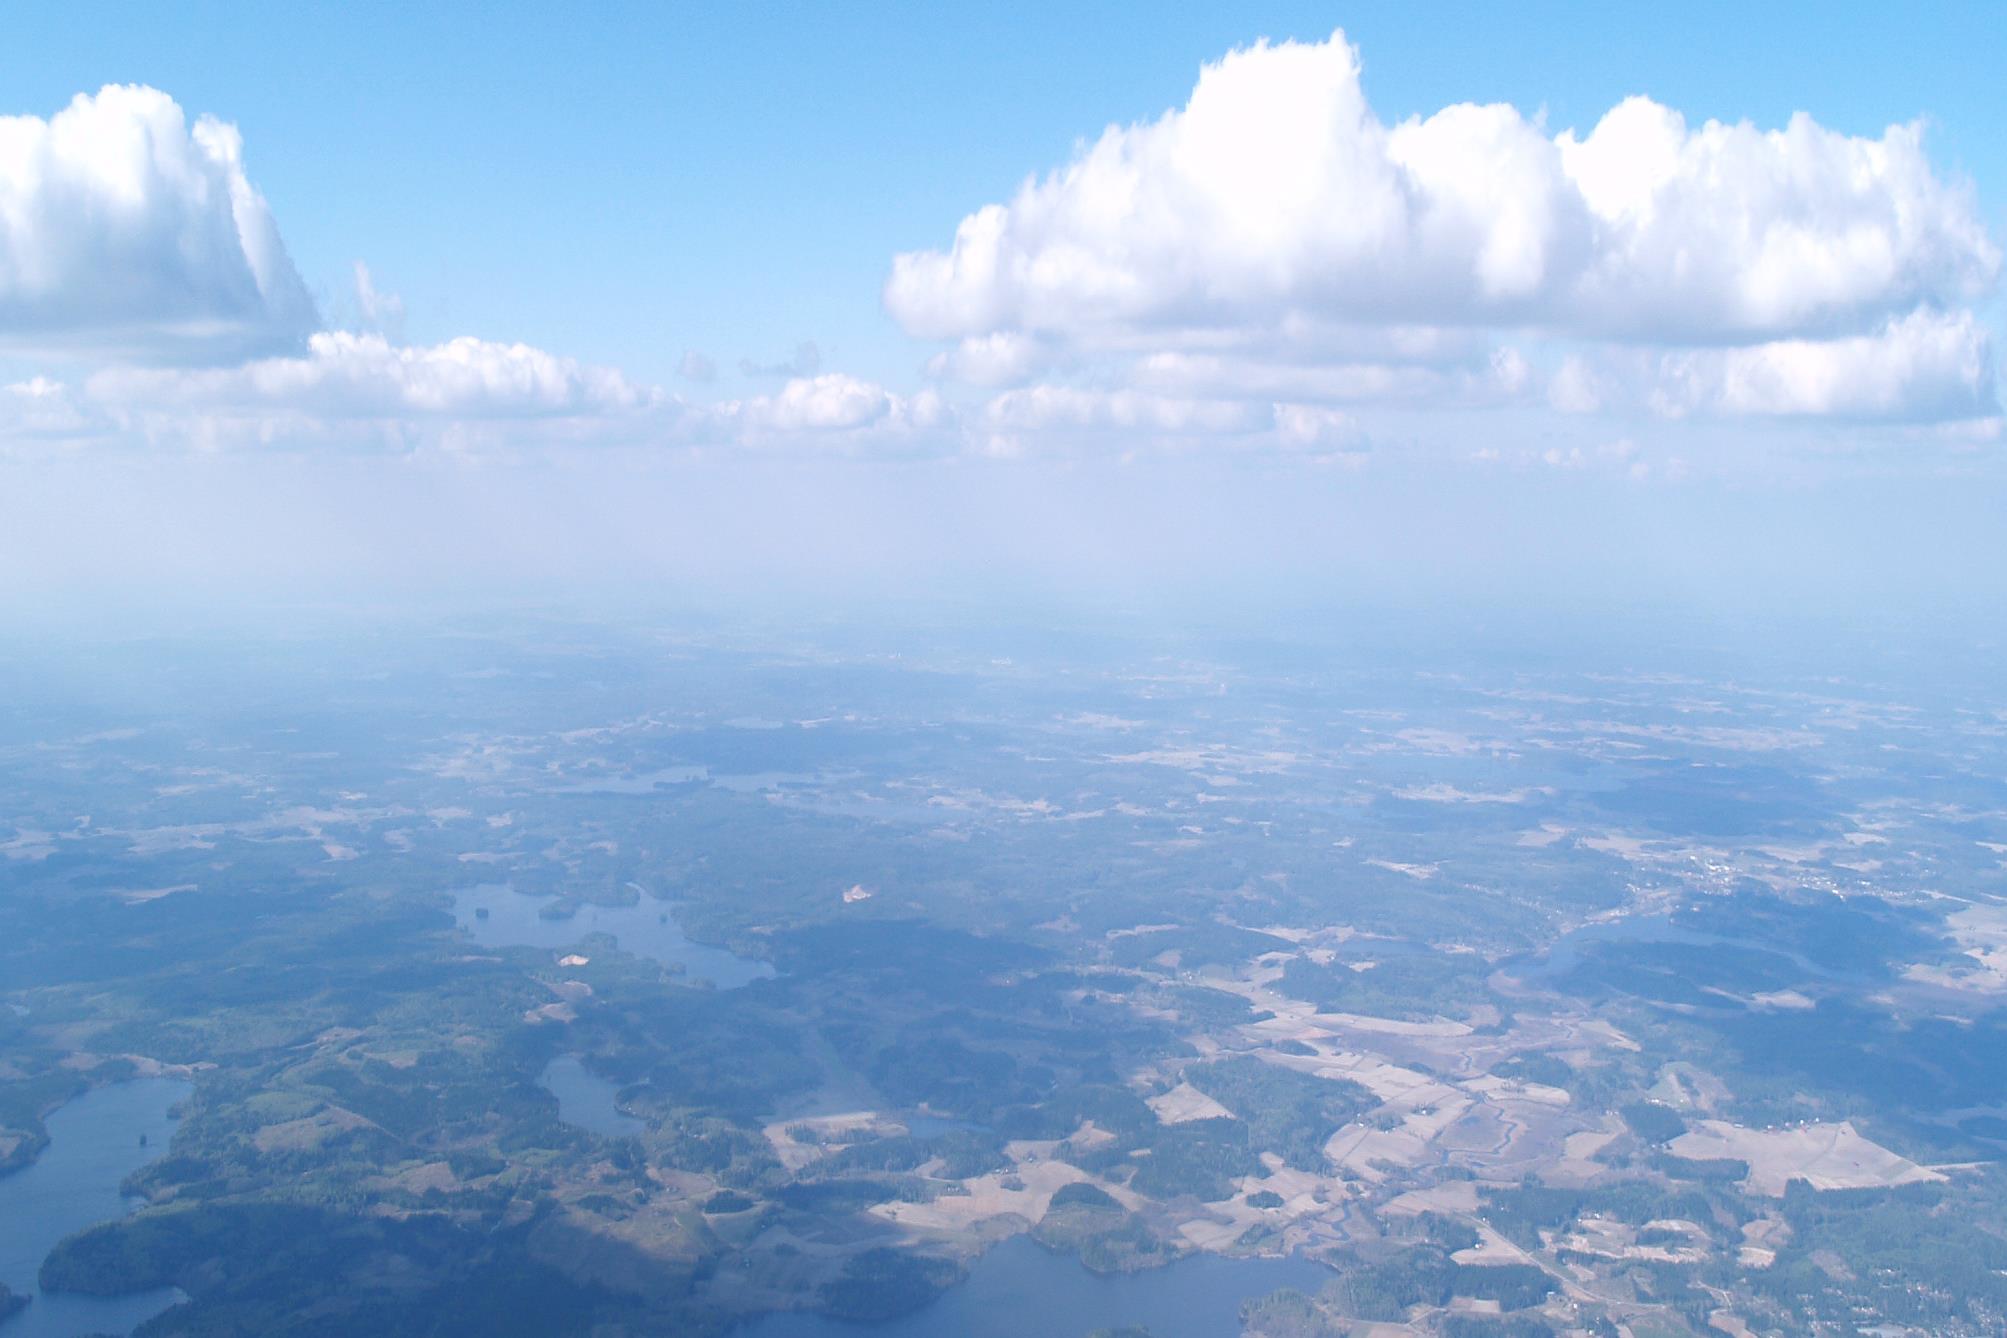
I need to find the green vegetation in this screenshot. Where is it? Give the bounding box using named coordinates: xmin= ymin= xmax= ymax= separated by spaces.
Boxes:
xmin=1276 ymin=950 xmax=1492 ymax=1021
xmin=1049 ymin=1181 xmax=1120 ymax=1210
xmin=1320 ymin=1246 xmax=1455 ymax=1321
xmin=0 ymin=1068 xmax=86 ymax=1173
xmin=1479 ymin=1181 xmax=1727 ymax=1250
xmin=1748 ymin=1180 xmax=2007 ymax=1331
xmin=1421 ymin=1213 xmax=1480 ymax=1251
xmin=1239 ymin=1286 xmax=1345 ymax=1337
xmin=1125 ymin=1118 xmax=1259 ymax=1202
xmin=1170 ymin=985 xmax=1273 ymax=1026
xmin=1649 ymin=1152 xmax=1747 ymax=1184
xmin=817 ymin=1248 xmax=963 ymax=1321
xmin=1453 ymin=1263 xmax=1555 ymax=1309
xmin=1621 ymin=1101 xmax=1687 ymax=1145
xmin=1492 ymin=1053 xmax=1574 ymax=1090
xmin=40 ymin=1202 xmax=649 ymax=1336
xmin=1185 ymin=1056 xmax=1372 ymax=1172
xmin=775 ymin=1178 xmax=903 ymax=1213
xmin=1035 ymin=1181 xmax=1165 ymax=1273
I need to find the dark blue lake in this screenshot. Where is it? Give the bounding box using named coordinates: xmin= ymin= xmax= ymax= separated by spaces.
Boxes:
xmin=452 ymin=883 xmax=775 ymax=989
xmin=540 ymin=1056 xmax=643 ymax=1138
xmin=0 ymin=1078 xmax=190 ymax=1338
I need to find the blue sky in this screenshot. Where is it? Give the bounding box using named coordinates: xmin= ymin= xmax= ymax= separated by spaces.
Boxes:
xmin=1 ymin=3 xmax=2004 ymax=614
xmin=8 ymin=1 xmax=2003 ymax=385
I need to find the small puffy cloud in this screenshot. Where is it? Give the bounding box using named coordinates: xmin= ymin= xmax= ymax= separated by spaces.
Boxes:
xmin=887 ymin=32 xmax=1995 ymax=345
xmin=1651 ymin=308 xmax=1996 ymax=420
xmin=735 ymin=372 xmax=891 ymax=432
xmin=0 ymin=85 xmax=317 ymax=359
xmin=719 ymin=373 xmax=947 ymax=452
xmin=678 ymin=350 xmax=718 ymax=383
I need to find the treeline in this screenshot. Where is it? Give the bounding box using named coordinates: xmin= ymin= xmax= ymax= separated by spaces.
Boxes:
xmin=816 ymin=1247 xmax=963 ymax=1322
xmin=1274 ymin=952 xmax=1493 ymax=1022
xmin=1313 ymin=1245 xmax=1555 ymax=1322
xmin=1185 ymin=1056 xmax=1373 ymax=1172
xmin=1478 ymin=1180 xmax=1728 ymax=1250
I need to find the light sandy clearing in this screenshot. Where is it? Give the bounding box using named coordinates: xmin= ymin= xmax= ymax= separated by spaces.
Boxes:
xmin=1671 ymin=1119 xmax=1945 ymax=1196
xmin=1316 ymin=1012 xmax=1473 ymax=1038
xmin=255 ymin=1105 xmax=378 ymax=1153
xmin=120 ymin=883 xmax=197 ymax=905
xmin=1365 ymin=858 xmax=1437 ymax=881
xmin=1451 ymin=1222 xmax=1529 ymax=1265
xmin=761 ymin=1111 xmax=891 ymax=1172
xmin=1148 ymin=1081 xmax=1236 ymax=1125
xmin=1904 ymin=904 xmax=2007 ymax=994
xmin=869 ymin=1157 xmax=1108 ymax=1233
xmin=1383 ymin=1180 xmax=1481 ymax=1216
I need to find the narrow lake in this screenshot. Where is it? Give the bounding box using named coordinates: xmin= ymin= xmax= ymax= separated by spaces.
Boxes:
xmin=452 ymin=883 xmax=775 ymax=989
xmin=745 ymin=1234 xmax=1329 ymax=1338
xmin=1507 ymin=910 xmax=1876 ymax=987
xmin=0 ymin=1077 xmax=190 ymax=1338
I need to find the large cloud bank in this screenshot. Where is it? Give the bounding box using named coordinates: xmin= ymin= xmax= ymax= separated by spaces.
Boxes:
xmin=888 ymin=33 xmax=1995 ymax=341
xmin=889 ymin=30 xmax=2000 ymax=430
xmin=0 ymin=85 xmax=317 ymax=359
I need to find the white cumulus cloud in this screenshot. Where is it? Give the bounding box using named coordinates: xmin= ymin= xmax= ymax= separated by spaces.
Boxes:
xmin=885 ymin=30 xmax=2000 ymax=433
xmin=0 ymin=85 xmax=317 ymax=359
xmin=93 ymin=332 xmax=659 ymax=419
xmin=887 ymin=31 xmax=1995 ymax=345
xmin=80 ymin=332 xmax=667 ymax=450
xmin=735 ymin=372 xmax=893 ymax=432
xmin=1651 ymin=307 xmax=1996 ymax=420
xmin=718 ymin=374 xmax=949 ymax=453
